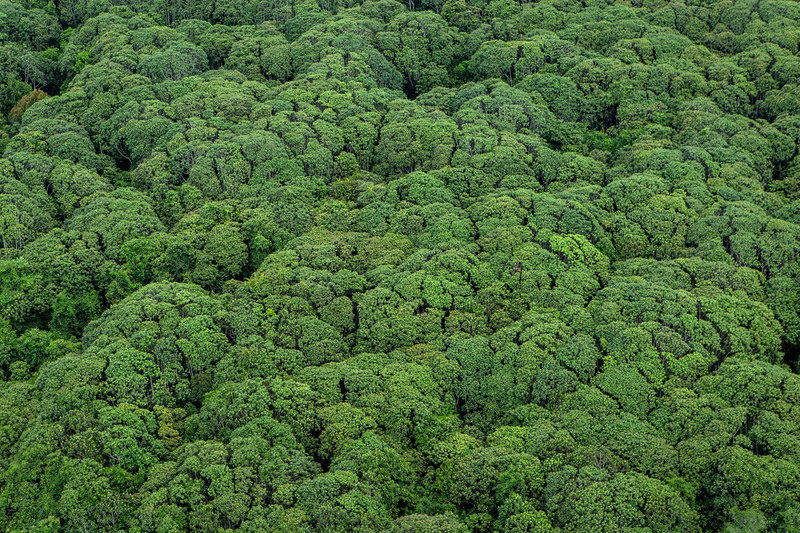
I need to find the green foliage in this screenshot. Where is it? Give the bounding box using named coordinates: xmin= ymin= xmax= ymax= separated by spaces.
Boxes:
xmin=82 ymin=282 xmax=228 ymax=407
xmin=1 ymin=0 xmax=800 ymax=531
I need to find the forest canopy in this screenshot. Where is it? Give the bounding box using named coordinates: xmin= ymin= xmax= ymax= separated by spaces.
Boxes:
xmin=2 ymin=0 xmax=800 ymax=531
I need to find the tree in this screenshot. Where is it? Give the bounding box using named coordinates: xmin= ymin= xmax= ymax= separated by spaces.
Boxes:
xmin=140 ymin=41 xmax=208 ymax=82
xmin=82 ymin=282 xmax=228 ymax=407
xmin=8 ymin=88 xmax=48 ymax=123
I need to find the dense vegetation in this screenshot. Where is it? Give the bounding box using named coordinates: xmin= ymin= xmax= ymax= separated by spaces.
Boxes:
xmin=1 ymin=0 xmax=800 ymax=530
